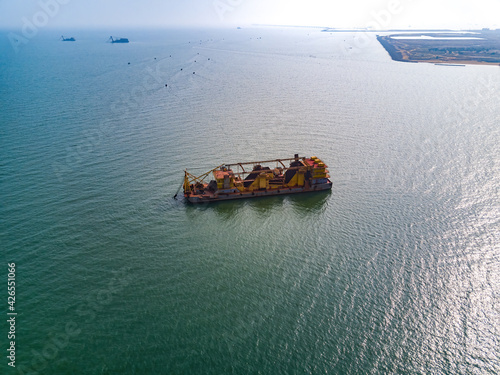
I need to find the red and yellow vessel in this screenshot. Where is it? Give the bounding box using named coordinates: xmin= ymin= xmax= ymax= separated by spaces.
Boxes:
xmin=182 ymin=154 xmax=332 ymax=203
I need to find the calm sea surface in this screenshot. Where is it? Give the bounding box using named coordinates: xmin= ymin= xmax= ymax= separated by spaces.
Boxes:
xmin=1 ymin=28 xmax=499 ymax=374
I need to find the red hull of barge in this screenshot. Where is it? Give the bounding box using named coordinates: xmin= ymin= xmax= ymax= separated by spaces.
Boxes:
xmin=186 ymin=180 xmax=332 ymax=203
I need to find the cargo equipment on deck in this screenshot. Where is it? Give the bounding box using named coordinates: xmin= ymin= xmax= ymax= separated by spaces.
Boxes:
xmin=182 ymin=154 xmax=332 ymax=203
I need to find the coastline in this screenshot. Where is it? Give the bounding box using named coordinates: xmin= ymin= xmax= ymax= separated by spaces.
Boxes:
xmin=376 ymin=30 xmax=500 ymax=66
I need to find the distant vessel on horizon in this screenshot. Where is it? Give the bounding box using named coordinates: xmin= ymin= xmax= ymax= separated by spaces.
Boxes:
xmin=108 ymin=36 xmax=129 ymax=43
xmin=60 ymin=35 xmax=75 ymax=41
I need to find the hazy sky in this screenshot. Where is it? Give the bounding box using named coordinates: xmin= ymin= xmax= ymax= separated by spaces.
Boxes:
xmin=0 ymin=0 xmax=498 ymax=30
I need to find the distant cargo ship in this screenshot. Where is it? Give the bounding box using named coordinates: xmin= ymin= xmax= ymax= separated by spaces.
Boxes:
xmin=109 ymin=36 xmax=129 ymax=43
xmin=182 ymin=154 xmax=332 ymax=203
xmin=60 ymin=35 xmax=75 ymax=41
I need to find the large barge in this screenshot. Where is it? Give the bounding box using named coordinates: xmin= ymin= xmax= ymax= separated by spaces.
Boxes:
xmin=182 ymin=154 xmax=332 ymax=203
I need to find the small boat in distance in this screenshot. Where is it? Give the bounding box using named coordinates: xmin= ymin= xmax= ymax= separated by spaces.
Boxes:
xmin=181 ymin=154 xmax=332 ymax=203
xmin=108 ymin=36 xmax=129 ymax=43
xmin=60 ymin=35 xmax=75 ymax=41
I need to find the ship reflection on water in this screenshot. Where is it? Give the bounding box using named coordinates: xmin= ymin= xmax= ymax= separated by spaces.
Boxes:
xmin=185 ymin=189 xmax=331 ymax=222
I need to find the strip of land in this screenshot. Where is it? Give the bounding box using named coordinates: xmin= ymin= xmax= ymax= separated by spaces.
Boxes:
xmin=376 ymin=30 xmax=500 ymax=66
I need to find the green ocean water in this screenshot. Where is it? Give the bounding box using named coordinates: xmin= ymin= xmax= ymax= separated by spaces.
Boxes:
xmin=1 ymin=28 xmax=499 ymax=374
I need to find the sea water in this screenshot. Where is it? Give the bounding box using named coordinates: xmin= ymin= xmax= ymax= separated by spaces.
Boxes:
xmin=1 ymin=27 xmax=499 ymax=374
